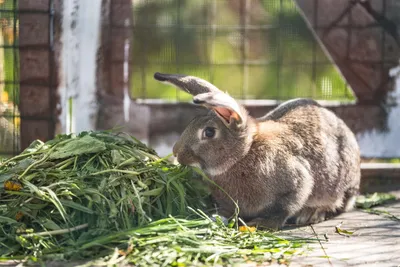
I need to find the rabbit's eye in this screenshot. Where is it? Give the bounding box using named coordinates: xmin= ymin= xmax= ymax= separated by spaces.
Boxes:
xmin=203 ymin=127 xmax=216 ymax=138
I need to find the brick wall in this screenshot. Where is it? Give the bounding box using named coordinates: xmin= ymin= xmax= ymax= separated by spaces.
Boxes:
xmin=19 ymin=0 xmax=61 ymax=149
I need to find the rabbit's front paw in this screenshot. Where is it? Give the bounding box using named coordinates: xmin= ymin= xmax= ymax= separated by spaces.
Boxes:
xmin=295 ymin=207 xmax=326 ymax=226
xmin=246 ymin=217 xmax=285 ymax=231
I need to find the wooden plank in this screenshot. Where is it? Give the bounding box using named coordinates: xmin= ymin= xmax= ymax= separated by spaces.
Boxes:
xmin=361 ymin=163 xmax=400 ymax=194
xmin=361 ymin=163 xmax=400 ymax=179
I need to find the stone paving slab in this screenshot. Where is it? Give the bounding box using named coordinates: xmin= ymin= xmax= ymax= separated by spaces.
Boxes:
xmin=284 ymin=201 xmax=400 ymax=267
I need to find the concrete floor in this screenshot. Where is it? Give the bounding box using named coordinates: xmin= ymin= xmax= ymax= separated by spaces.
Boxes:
xmin=284 ymin=201 xmax=400 ymax=267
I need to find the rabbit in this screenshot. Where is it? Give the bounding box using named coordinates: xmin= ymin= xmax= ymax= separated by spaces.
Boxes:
xmin=154 ymin=72 xmax=361 ymax=230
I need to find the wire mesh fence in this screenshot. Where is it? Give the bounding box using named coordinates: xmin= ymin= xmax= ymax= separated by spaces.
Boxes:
xmin=1 ymin=0 xmax=399 ymax=158
xmin=129 ymin=0 xmax=357 ymax=102
xmin=0 ymin=0 xmax=55 ymax=158
xmin=0 ymin=0 xmax=19 ymax=158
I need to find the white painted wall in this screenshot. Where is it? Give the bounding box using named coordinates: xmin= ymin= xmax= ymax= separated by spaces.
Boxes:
xmin=357 ymin=60 xmax=400 ymax=158
xmin=59 ymin=0 xmax=102 ymax=134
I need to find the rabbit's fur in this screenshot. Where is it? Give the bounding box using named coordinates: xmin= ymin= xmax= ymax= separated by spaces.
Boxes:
xmin=154 ymin=72 xmax=361 ymax=230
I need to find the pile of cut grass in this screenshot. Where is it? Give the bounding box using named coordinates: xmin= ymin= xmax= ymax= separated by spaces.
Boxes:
xmin=0 ymin=131 xmax=309 ymax=266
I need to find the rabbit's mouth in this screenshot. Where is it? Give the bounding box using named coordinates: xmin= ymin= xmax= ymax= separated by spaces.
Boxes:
xmin=174 ymin=149 xmax=203 ymax=170
xmin=188 ymin=162 xmax=202 ymax=169
xmin=177 ymin=156 xmax=202 ymax=169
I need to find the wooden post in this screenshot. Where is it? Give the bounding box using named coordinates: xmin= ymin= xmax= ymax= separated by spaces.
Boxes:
xmin=96 ymin=0 xmax=150 ymax=142
xmin=58 ymin=0 xmax=102 ymax=134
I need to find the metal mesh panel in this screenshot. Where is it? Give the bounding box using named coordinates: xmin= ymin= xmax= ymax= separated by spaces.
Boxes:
xmin=0 ymin=0 xmax=55 ymax=157
xmin=0 ymin=0 xmax=19 ymax=158
xmin=130 ymin=0 xmax=356 ymax=102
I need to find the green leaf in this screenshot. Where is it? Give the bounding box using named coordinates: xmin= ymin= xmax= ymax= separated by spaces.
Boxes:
xmin=0 ymin=216 xmax=17 ymax=224
xmin=48 ymin=135 xmax=107 ymax=159
xmin=41 ymin=187 xmax=68 ymax=222
xmin=23 ymin=180 xmax=45 ymax=198
xmin=40 ymin=218 xmax=62 ymax=230
xmin=335 ymin=224 xmax=355 ymax=237
xmin=356 ymin=192 xmax=396 ymax=209
xmin=109 ymin=201 xmax=118 ymax=218
xmin=60 ymin=200 xmax=94 ymax=214
xmin=0 ymin=172 xmax=14 ymax=183
xmin=24 ymin=203 xmax=49 ymax=210
xmin=141 ymin=187 xmax=164 ymax=197
xmin=8 ymin=158 xmax=36 ymax=173
xmin=111 ymin=150 xmax=124 ymax=165
xmin=22 ymin=139 xmax=45 ymax=154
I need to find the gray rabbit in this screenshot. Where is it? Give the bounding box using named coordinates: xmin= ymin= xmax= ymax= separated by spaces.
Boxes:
xmin=154 ymin=72 xmax=361 ymax=230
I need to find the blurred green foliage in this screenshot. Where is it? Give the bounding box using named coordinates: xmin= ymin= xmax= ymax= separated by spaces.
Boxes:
xmin=0 ymin=0 xmax=19 ymax=155
xmin=391 ymin=158 xmax=400 ymax=163
xmin=0 ymin=0 xmax=19 ymax=104
xmin=130 ymin=0 xmax=355 ymax=101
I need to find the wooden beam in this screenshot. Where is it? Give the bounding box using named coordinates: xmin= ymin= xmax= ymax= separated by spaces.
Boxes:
xmin=360 ymin=163 xmax=400 ymax=194
xmin=294 ymin=0 xmax=400 ymax=104
xmin=361 ymin=163 xmax=400 ymax=179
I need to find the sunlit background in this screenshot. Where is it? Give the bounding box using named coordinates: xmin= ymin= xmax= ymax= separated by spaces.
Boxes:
xmin=130 ymin=0 xmax=354 ymax=101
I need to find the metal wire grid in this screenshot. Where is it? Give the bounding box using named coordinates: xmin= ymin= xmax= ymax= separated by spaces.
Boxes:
xmin=126 ymin=0 xmax=396 ymax=101
xmin=0 ymin=0 xmax=19 ymax=157
xmin=128 ymin=0 xmax=343 ymax=100
xmin=0 ymin=0 xmax=55 ymax=157
xmin=0 ymin=0 xmax=396 ymax=155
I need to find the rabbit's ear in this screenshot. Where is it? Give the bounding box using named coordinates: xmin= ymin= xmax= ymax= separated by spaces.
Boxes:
xmin=154 ymin=72 xmax=244 ymax=125
xmin=154 ymin=72 xmax=221 ymax=95
xmin=193 ymin=92 xmax=244 ymax=125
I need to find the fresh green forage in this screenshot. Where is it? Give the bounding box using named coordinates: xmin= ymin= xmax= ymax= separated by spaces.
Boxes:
xmin=0 ymin=131 xmax=310 ymax=266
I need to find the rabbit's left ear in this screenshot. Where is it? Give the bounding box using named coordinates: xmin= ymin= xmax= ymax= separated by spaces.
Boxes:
xmin=193 ymin=92 xmax=244 ymax=125
xmin=154 ymin=72 xmax=245 ymax=126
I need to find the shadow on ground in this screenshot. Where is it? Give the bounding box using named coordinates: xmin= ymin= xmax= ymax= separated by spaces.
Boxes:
xmin=283 ymin=200 xmax=400 ymax=267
